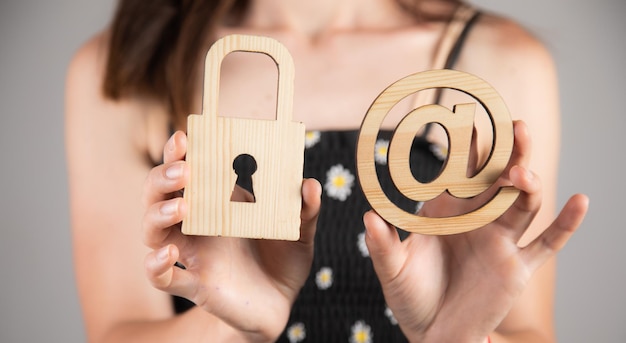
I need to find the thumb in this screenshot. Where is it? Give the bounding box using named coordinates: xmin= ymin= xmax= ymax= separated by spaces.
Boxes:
xmin=363 ymin=210 xmax=405 ymax=283
xmin=299 ymin=178 xmax=322 ymax=245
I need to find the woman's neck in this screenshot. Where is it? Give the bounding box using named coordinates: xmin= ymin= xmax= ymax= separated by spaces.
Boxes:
xmin=242 ymin=0 xmax=419 ymax=40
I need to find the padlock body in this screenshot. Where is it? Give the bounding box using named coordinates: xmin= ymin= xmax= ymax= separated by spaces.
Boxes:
xmin=182 ymin=114 xmax=305 ymax=240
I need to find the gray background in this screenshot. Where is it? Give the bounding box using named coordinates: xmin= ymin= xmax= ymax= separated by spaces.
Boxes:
xmin=0 ymin=0 xmax=623 ymax=341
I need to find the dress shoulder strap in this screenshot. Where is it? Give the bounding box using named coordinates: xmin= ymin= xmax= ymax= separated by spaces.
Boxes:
xmin=411 ymin=4 xmax=481 ymax=109
xmin=432 ymin=4 xmax=481 ymax=71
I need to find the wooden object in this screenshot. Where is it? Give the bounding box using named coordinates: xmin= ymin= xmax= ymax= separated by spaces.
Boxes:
xmin=357 ymin=69 xmax=520 ymax=235
xmin=182 ymin=35 xmax=305 ymax=241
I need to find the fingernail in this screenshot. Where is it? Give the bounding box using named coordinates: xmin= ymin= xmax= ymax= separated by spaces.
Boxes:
xmin=525 ymin=168 xmax=534 ymax=181
xmin=167 ymin=134 xmax=176 ymax=152
xmin=157 ymin=246 xmax=170 ymax=262
xmin=165 ymin=163 xmax=183 ymax=179
xmin=160 ymin=200 xmax=178 ymax=216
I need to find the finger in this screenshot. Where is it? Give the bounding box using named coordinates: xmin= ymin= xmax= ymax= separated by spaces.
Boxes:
xmin=521 ymin=194 xmax=589 ymax=271
xmin=463 ymin=122 xmax=532 ymax=212
xmin=505 ymin=121 xmax=532 ymax=175
xmin=467 ymin=126 xmax=479 ymax=177
xmin=163 ymin=131 xmax=188 ymax=164
xmin=142 ymin=197 xmax=188 ymax=248
xmin=497 ymin=165 xmax=542 ymax=241
xmin=145 ymin=244 xmax=198 ymax=299
xmin=299 ymin=178 xmax=322 ymax=245
xmin=142 ymin=161 xmax=189 ymax=207
xmin=363 ymin=211 xmax=405 ymax=283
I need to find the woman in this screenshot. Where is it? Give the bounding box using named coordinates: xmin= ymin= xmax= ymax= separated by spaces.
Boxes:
xmin=65 ymin=0 xmax=588 ymax=341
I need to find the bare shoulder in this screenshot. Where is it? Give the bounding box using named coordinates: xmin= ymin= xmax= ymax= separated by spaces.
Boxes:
xmin=457 ymin=11 xmax=558 ymax=92
xmin=66 ymin=31 xmax=135 ymax=124
xmin=449 ymin=10 xmax=560 ymax=125
xmin=475 ymin=13 xmax=548 ymax=50
xmin=469 ymin=12 xmax=554 ymax=67
xmin=65 ymin=31 xmax=168 ymax=165
xmin=66 ymin=31 xmax=110 ymax=107
xmin=67 ymin=31 xmax=107 ymax=74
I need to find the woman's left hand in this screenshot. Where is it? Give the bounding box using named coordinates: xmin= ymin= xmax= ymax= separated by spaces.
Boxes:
xmin=363 ymin=121 xmax=589 ymax=342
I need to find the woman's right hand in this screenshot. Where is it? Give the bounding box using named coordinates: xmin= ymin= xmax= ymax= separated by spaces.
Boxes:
xmin=141 ymin=131 xmax=321 ymax=342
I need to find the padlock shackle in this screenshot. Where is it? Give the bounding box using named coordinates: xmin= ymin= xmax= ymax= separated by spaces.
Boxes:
xmin=201 ymin=34 xmax=295 ymax=123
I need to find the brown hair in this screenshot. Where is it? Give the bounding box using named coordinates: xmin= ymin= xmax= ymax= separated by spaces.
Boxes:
xmin=103 ymin=0 xmax=460 ymax=122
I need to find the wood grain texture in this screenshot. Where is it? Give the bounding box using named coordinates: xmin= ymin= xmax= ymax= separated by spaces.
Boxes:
xmin=357 ymin=69 xmax=520 ymax=235
xmin=182 ymin=35 xmax=305 ymax=241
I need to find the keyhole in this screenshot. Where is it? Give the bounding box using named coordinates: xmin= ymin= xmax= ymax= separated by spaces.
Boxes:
xmin=231 ymin=154 xmax=257 ymax=203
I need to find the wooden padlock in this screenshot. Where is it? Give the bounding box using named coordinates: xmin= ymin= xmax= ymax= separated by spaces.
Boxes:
xmin=182 ymin=35 xmax=305 ymax=241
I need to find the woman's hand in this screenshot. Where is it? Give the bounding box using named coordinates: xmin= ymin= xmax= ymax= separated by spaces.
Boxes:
xmin=363 ymin=121 xmax=589 ymax=342
xmin=141 ymin=131 xmax=321 ymax=342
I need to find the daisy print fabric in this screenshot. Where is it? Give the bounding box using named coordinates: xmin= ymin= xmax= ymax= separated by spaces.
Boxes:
xmin=324 ymin=164 xmax=355 ymax=201
xmin=315 ymin=267 xmax=334 ymax=290
xmin=357 ymin=232 xmax=370 ymax=257
xmin=374 ymin=138 xmax=389 ymax=165
xmin=286 ymin=322 xmax=306 ymax=343
xmin=304 ymin=131 xmax=321 ymax=148
xmin=350 ymin=321 xmax=373 ymax=343
xmin=385 ymin=306 xmax=398 ymax=325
